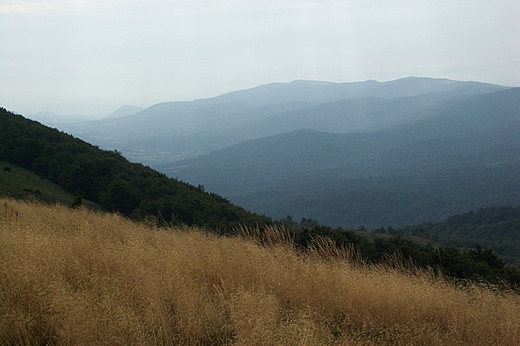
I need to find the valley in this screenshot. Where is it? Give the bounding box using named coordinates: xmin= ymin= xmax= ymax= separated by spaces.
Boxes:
xmin=43 ymin=78 xmax=518 ymax=229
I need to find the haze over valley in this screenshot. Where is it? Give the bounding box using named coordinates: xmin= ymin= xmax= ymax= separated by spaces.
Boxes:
xmin=2 ymin=0 xmax=518 ymax=230
xmin=18 ymin=77 xmax=520 ymax=230
xmin=55 ymin=77 xmax=507 ymax=161
xmin=3 ymin=2 xmax=520 ymax=343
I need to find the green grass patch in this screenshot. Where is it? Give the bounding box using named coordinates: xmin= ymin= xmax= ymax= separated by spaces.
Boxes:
xmin=0 ymin=161 xmax=100 ymax=209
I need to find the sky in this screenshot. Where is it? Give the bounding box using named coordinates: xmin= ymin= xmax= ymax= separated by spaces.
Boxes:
xmin=1 ymin=0 xmax=519 ymax=117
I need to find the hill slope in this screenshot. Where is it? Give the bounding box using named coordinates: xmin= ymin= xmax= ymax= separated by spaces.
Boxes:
xmin=2 ymin=198 xmax=520 ymax=345
xmin=401 ymin=205 xmax=520 ymax=266
xmin=0 ymin=107 xmax=270 ymax=230
xmin=0 ymin=161 xmax=99 ymax=208
xmin=104 ymin=105 xmax=145 ymax=119
xmin=167 ymin=88 xmax=520 ymax=228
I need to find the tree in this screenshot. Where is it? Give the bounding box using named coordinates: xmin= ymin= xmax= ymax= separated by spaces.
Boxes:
xmin=101 ymin=178 xmax=140 ymax=215
xmin=71 ymin=195 xmax=83 ymax=209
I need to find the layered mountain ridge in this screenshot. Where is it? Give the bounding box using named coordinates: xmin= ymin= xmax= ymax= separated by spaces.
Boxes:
xmin=59 ymin=77 xmax=508 ymax=164
xmin=31 ymin=77 xmax=519 ymax=228
xmin=165 ymin=87 xmax=520 ymax=228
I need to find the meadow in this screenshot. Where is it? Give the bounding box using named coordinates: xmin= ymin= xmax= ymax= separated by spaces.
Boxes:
xmin=1 ymin=198 xmax=519 ymax=345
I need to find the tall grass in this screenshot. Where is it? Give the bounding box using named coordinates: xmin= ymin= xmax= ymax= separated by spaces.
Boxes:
xmin=1 ymin=198 xmax=519 ymax=345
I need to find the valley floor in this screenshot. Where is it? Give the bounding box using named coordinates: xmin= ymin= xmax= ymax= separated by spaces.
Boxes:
xmin=1 ymin=198 xmax=519 ymax=345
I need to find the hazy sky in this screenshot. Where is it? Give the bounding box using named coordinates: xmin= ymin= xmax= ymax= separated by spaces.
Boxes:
xmin=1 ymin=0 xmax=519 ymax=116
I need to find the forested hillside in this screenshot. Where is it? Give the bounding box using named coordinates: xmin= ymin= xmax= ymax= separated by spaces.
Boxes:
xmin=400 ymin=205 xmax=520 ymax=266
xmin=0 ymin=160 xmax=101 ymax=208
xmin=0 ymin=108 xmax=271 ymax=231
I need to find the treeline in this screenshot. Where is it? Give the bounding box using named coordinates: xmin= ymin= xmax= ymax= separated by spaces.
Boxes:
xmin=398 ymin=206 xmax=520 ymax=267
xmin=0 ymin=108 xmax=271 ymax=230
xmin=294 ymin=225 xmax=520 ymax=289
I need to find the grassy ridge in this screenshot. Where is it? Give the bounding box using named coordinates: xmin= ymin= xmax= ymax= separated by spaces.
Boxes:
xmin=0 ymin=161 xmax=99 ymax=209
xmin=1 ymin=198 xmax=520 ymax=345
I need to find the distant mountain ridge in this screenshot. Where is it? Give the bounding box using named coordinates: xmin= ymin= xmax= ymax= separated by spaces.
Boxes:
xmin=205 ymin=77 xmax=505 ymax=105
xmin=27 ymin=111 xmax=97 ymax=126
xmin=58 ymin=77 xmax=508 ymax=164
xmin=31 ymin=77 xmax=518 ymax=229
xmin=105 ymin=105 xmax=145 ymax=119
xmin=166 ymin=88 xmax=520 ymax=228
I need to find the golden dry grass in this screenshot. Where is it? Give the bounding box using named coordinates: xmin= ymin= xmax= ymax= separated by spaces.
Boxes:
xmin=1 ymin=197 xmax=520 ymax=345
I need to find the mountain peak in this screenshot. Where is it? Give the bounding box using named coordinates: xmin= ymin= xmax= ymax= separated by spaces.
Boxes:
xmin=105 ymin=105 xmax=145 ymax=119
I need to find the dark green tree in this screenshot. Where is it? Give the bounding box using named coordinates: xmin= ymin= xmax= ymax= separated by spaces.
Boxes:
xmin=71 ymin=195 xmax=83 ymax=209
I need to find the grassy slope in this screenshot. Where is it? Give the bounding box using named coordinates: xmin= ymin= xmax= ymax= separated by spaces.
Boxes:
xmin=0 ymin=161 xmax=99 ymax=209
xmin=1 ymin=197 xmax=520 ymax=345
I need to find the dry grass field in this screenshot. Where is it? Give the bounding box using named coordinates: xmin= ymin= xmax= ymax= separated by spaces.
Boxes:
xmin=1 ymin=197 xmax=520 ymax=345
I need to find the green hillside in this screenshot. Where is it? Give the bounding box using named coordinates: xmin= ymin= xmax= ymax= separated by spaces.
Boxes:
xmin=0 ymin=161 xmax=99 ymax=209
xmin=400 ymin=205 xmax=520 ymax=267
xmin=0 ymin=107 xmax=271 ymax=231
